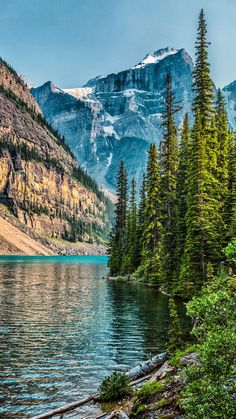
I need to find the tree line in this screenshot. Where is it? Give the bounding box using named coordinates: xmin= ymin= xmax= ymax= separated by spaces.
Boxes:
xmin=108 ymin=9 xmax=235 ymax=298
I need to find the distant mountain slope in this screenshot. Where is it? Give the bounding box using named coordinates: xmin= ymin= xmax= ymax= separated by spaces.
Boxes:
xmin=32 ymin=47 xmax=194 ymax=190
xmin=223 ymin=80 xmax=236 ymax=128
xmin=0 ymin=215 xmax=54 ymax=255
xmin=0 ymin=57 xmax=42 ymax=114
xmin=0 ymin=58 xmax=112 ymax=250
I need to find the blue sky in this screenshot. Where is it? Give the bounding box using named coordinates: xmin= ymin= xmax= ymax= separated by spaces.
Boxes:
xmin=0 ymin=0 xmax=235 ymax=88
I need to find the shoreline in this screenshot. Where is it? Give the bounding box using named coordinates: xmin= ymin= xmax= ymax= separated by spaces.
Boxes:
xmin=0 ymin=206 xmax=107 ymax=256
xmin=107 ymin=275 xmax=172 ymax=297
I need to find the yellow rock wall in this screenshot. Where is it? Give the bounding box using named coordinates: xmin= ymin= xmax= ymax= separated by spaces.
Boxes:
xmin=0 ymin=151 xmax=107 ymax=239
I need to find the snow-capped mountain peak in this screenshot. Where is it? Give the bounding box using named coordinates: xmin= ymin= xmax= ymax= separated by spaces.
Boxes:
xmin=62 ymin=87 xmax=93 ymax=99
xmin=134 ymin=47 xmax=178 ymax=69
xmin=32 ymin=46 xmax=193 ymax=192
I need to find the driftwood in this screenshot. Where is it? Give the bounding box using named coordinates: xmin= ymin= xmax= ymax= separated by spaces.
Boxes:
xmin=31 ymin=352 xmax=166 ymax=419
xmin=126 ymin=352 xmax=166 ymax=381
xmin=150 ymin=360 xmax=173 ymax=381
xmin=31 ymin=393 xmax=99 ymax=419
xmin=130 ymin=373 xmax=152 ymax=386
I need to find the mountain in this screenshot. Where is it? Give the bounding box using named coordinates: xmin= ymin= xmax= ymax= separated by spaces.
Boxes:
xmin=223 ymin=80 xmax=236 ymax=128
xmin=0 ymin=57 xmax=112 ymax=254
xmin=32 ymin=47 xmax=194 ymax=191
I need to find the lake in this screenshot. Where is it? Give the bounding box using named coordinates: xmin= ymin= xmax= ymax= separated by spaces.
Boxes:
xmin=0 ymin=256 xmax=172 ymax=418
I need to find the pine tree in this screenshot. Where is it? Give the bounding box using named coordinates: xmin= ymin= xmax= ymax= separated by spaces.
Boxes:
xmin=141 ymin=144 xmax=161 ymax=283
xmin=129 ymin=178 xmax=138 ymax=271
xmin=159 ymin=74 xmax=180 ymax=290
xmin=142 ymin=145 xmax=161 ymax=254
xmin=108 ymin=161 xmax=128 ymax=276
xmin=174 ymin=114 xmax=191 ymax=288
xmin=227 ymin=133 xmax=236 ymax=239
xmin=180 ymin=10 xmax=223 ymax=295
xmin=121 ymin=209 xmax=131 ymax=275
xmin=166 ymin=298 xmax=184 ymax=355
xmin=181 ymin=113 xmax=223 ymax=294
xmin=215 ymin=89 xmax=231 ymax=243
xmin=192 ymin=8 xmax=214 ymax=127
xmin=136 ymin=174 xmax=146 ymax=268
xmin=181 ymin=111 xmax=208 ymax=291
xmin=122 ymin=177 xmax=137 ymax=274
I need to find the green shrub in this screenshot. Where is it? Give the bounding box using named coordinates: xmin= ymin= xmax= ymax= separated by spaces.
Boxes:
xmin=99 ymin=372 xmax=131 ymax=402
xmin=224 ymin=239 xmax=236 ymax=271
xmin=181 ymin=260 xmax=236 ymax=418
xmin=182 ymin=377 xmax=236 ymax=418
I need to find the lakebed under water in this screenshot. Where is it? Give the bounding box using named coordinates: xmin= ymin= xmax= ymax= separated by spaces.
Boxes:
xmin=0 ymin=255 xmax=172 ymax=418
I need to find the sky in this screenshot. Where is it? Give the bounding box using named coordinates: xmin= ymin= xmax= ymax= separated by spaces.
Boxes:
xmin=0 ymin=0 xmax=235 ymax=89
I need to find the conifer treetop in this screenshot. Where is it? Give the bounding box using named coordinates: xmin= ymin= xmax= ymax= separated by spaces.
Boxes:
xmin=193 ymin=9 xmax=214 ymax=126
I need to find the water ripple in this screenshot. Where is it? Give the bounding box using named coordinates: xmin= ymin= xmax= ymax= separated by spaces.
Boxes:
xmin=0 ymin=256 xmax=171 ymax=418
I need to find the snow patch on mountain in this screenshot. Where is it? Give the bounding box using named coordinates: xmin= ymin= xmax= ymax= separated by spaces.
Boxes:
xmin=106 ymin=152 xmax=113 ymax=167
xmin=32 ymin=47 xmax=194 ymax=192
xmin=63 ymin=87 xmax=93 ymax=99
xmin=103 ymin=125 xmax=117 ymax=137
xmin=134 ymin=47 xmax=178 ymax=69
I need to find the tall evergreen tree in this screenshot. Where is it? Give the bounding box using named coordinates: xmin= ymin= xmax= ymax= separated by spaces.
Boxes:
xmin=142 ymin=144 xmax=161 ymax=255
xmin=129 ymin=177 xmax=138 ymax=271
xmin=159 ymin=74 xmax=180 ymax=289
xmin=174 ymin=114 xmax=191 ymax=287
xmin=122 ymin=177 xmax=138 ymax=274
xmin=192 ymin=8 xmax=214 ymax=127
xmin=180 ymin=111 xmax=209 ymax=292
xmin=108 ymin=161 xmax=128 ymax=275
xmin=180 ymin=10 xmax=223 ymax=294
xmin=167 ymin=298 xmax=184 ymax=355
xmin=136 ymin=174 xmax=146 ymax=268
xmin=215 ymin=89 xmax=231 ymax=242
xmin=181 ymin=113 xmax=222 ymax=294
xmin=227 ymin=133 xmax=236 ymax=239
xmin=141 ymin=144 xmax=161 ymax=283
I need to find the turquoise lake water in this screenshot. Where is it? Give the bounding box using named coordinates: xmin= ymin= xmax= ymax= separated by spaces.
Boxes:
xmin=0 ymin=255 xmax=171 ymax=418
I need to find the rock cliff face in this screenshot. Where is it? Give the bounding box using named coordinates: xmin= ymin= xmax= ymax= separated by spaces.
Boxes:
xmin=0 ymin=58 xmax=42 ymax=114
xmin=223 ymin=80 xmax=236 ymax=129
xmin=0 ymin=59 xmax=111 ymax=245
xmin=32 ymin=47 xmax=194 ymax=190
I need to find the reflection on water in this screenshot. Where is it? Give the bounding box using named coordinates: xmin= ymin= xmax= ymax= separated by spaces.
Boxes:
xmin=0 ymin=256 xmax=170 ymax=418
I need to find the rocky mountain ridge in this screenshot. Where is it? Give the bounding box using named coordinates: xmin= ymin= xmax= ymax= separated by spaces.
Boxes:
xmin=32 ymin=47 xmax=194 ymax=191
xmin=32 ymin=47 xmax=236 ymax=192
xmin=0 ymin=58 xmax=112 ymax=251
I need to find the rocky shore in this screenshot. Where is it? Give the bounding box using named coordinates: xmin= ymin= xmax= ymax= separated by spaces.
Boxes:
xmin=99 ymin=351 xmax=198 ymax=419
xmin=0 ymin=205 xmax=107 ymax=256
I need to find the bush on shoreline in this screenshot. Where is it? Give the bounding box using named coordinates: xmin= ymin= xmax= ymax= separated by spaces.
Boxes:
xmin=99 ymin=372 xmax=131 ymax=402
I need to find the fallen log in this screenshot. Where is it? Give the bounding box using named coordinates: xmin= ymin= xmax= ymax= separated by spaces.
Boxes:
xmin=31 ymin=393 xmax=99 ymax=419
xmin=150 ymin=360 xmax=173 ymax=381
xmin=126 ymin=352 xmax=166 ymax=381
xmin=130 ymin=373 xmax=152 ymax=386
xmin=31 ymin=352 xmax=166 ymax=419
